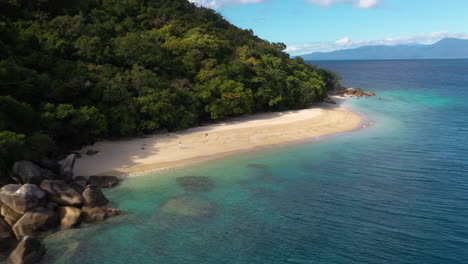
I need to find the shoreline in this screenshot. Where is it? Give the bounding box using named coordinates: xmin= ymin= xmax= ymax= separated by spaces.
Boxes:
xmin=74 ymin=100 xmax=366 ymax=178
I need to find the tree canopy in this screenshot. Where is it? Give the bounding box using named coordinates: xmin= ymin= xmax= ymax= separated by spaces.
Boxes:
xmin=0 ymin=0 xmax=340 ymax=155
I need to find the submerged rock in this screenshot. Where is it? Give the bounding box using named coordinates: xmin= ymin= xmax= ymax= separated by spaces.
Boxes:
xmin=41 ymin=239 xmax=81 ymax=264
xmin=81 ymin=206 xmax=120 ymax=223
xmin=87 ymin=176 xmax=119 ymax=188
xmin=246 ymin=164 xmax=269 ymax=169
xmin=244 ymin=164 xmax=283 ymax=185
xmin=159 ymin=195 xmax=216 ymax=221
xmin=176 ymin=176 xmax=215 ymax=192
xmin=39 ymin=180 xmax=83 ymax=206
xmin=8 ymin=236 xmax=45 ymax=264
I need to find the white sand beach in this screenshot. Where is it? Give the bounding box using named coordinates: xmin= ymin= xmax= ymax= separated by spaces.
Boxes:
xmin=74 ymin=103 xmax=362 ymax=176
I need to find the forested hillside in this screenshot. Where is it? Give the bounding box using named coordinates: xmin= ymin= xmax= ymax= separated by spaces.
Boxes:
xmin=0 ymin=0 xmax=339 ymax=166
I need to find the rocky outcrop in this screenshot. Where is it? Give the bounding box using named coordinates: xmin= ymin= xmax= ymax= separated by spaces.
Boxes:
xmin=8 ymin=236 xmax=45 ymax=264
xmin=352 ymin=87 xmax=364 ymax=94
xmin=82 ymin=186 xmax=109 ymax=207
xmin=1 ymin=153 xmax=122 ymax=261
xmin=345 ymin=87 xmax=380 ymax=98
xmin=46 ymin=202 xmax=58 ymax=211
xmin=329 ymin=86 xmax=377 ymax=98
xmin=0 ymin=184 xmax=42 ymax=214
xmin=0 ymin=205 xmax=22 ymax=227
xmin=81 ymin=206 xmax=120 ymax=223
xmin=39 ymin=180 xmax=83 ymax=206
xmin=324 ymin=97 xmax=337 ymax=104
xmin=57 ymin=206 xmax=81 ymax=228
xmin=87 ymin=176 xmax=119 ymax=188
xmin=60 ymin=154 xmax=76 ymax=181
xmin=38 ymin=158 xmax=61 ymax=175
xmin=71 ymin=177 xmax=87 ymax=193
xmin=12 ymin=161 xmax=56 ymax=184
xmin=13 ymin=207 xmax=58 ymax=240
xmin=15 ymin=184 xmax=46 ymax=201
xmin=12 ymin=207 xmax=58 ymax=240
xmin=68 ymin=182 xmax=85 ymax=195
xmin=0 ymin=217 xmax=13 ymax=247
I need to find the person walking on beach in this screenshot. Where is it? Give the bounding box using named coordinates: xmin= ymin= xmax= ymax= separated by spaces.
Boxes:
xmin=179 ymin=141 xmax=182 ymax=150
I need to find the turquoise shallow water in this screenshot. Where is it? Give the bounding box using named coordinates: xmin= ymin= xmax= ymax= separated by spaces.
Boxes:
xmin=41 ymin=60 xmax=468 ymax=264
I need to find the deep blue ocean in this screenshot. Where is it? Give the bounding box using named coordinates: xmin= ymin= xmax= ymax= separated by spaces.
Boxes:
xmin=42 ymin=60 xmax=468 ymax=264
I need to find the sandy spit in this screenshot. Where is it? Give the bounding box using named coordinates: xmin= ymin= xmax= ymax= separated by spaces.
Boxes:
xmin=74 ymin=102 xmax=362 ymax=177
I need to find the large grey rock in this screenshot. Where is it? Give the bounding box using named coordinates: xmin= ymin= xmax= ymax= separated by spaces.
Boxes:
xmin=12 ymin=207 xmax=58 ymax=240
xmin=12 ymin=161 xmax=56 ymax=184
xmin=8 ymin=236 xmax=45 ymax=264
xmin=15 ymin=184 xmax=46 ymax=201
xmin=82 ymin=186 xmax=109 ymax=207
xmin=87 ymin=176 xmax=119 ymax=188
xmin=60 ymin=154 xmax=77 ymax=181
xmin=0 ymin=205 xmax=22 ymax=226
xmin=0 ymin=184 xmax=42 ymax=214
xmin=57 ymin=206 xmax=81 ymax=228
xmin=39 ymin=180 xmax=83 ymax=206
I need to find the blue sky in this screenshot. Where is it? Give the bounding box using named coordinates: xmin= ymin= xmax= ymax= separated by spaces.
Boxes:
xmin=189 ymin=0 xmax=468 ymax=55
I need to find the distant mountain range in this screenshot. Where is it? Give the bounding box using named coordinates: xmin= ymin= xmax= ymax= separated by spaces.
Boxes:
xmin=300 ymin=38 xmax=468 ymax=60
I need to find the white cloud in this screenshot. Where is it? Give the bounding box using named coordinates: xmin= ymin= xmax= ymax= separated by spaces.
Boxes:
xmin=307 ymin=0 xmax=380 ymax=9
xmin=286 ymin=32 xmax=468 ymax=56
xmin=335 ymin=37 xmax=351 ymax=45
xmin=190 ymin=0 xmax=380 ymax=9
xmin=188 ymin=0 xmax=267 ymax=9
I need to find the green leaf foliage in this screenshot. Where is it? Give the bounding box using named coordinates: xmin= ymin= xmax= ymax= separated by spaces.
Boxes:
xmin=0 ymin=0 xmax=340 ymax=152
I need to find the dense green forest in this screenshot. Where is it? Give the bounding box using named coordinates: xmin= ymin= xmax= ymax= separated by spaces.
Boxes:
xmin=0 ymin=0 xmax=340 ymax=167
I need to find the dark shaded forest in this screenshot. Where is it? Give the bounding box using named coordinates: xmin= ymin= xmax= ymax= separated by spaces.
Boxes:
xmin=0 ymin=0 xmax=340 ymax=169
